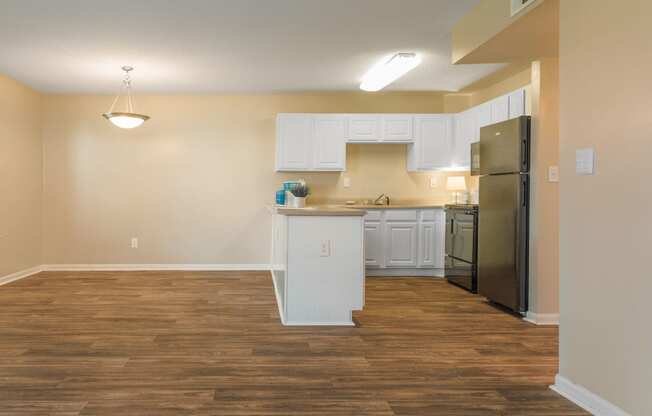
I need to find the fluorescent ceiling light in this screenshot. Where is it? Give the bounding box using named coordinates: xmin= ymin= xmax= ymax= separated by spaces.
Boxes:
xmin=360 ymin=53 xmax=421 ymax=92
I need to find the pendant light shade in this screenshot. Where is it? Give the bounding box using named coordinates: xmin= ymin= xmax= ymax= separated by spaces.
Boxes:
xmin=102 ymin=66 xmax=150 ymax=129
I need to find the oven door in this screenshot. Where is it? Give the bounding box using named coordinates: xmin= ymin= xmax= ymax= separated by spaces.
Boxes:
xmin=445 ymin=256 xmax=475 ymax=292
xmin=452 ymin=212 xmax=475 ymax=264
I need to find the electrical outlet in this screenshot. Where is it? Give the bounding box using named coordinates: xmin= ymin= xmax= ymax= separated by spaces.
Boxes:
xmin=430 ymin=176 xmax=439 ymax=188
xmin=343 ymin=177 xmax=351 ymax=188
xmin=320 ymin=240 xmax=331 ymax=257
xmin=131 ymin=237 xmax=138 ymax=249
xmin=548 ymin=166 xmax=559 ymax=182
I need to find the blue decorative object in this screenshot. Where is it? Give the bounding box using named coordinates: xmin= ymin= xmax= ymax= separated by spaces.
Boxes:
xmin=276 ymin=189 xmax=286 ymax=205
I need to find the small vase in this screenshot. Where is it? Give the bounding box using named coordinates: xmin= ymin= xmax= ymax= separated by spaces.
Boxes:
xmin=292 ymin=197 xmax=306 ymax=208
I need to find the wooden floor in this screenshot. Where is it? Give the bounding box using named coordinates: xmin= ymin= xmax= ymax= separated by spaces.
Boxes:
xmin=0 ymin=271 xmax=585 ymax=416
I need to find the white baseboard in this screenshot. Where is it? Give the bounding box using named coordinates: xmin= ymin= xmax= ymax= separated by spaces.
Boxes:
xmin=0 ymin=265 xmax=44 ymax=286
xmin=366 ymin=268 xmax=444 ymax=277
xmin=524 ymin=311 xmax=559 ymax=325
xmin=42 ymin=264 xmax=271 ymax=272
xmin=0 ymin=264 xmax=272 ymax=287
xmin=550 ymin=374 xmax=631 ymax=416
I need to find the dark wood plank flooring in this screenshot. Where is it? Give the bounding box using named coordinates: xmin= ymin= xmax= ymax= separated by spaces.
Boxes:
xmin=0 ymin=271 xmax=586 ymax=415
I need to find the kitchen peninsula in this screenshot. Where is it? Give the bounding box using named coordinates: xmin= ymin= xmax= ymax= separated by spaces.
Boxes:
xmin=269 ymin=205 xmax=365 ymax=326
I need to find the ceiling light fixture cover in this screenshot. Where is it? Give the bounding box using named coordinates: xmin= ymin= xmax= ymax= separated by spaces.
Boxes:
xmin=360 ymin=53 xmax=422 ymax=92
xmin=102 ymin=66 xmax=150 ymax=129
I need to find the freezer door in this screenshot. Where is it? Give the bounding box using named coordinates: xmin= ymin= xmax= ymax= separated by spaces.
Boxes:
xmin=478 ymin=174 xmax=529 ymax=313
xmin=479 ymin=116 xmax=530 ymax=175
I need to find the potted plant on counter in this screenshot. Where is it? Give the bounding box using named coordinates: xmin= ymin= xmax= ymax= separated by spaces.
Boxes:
xmin=289 ymin=184 xmax=310 ymax=208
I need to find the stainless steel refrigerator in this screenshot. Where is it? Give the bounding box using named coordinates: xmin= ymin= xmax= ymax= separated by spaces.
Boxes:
xmin=477 ymin=116 xmax=530 ymax=314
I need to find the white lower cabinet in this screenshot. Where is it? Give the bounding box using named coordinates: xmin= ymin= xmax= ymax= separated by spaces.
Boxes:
xmin=385 ymin=221 xmax=418 ymax=267
xmin=418 ymin=222 xmax=435 ymax=267
xmin=364 ymin=221 xmax=383 ymax=267
xmin=364 ymin=208 xmax=444 ymax=275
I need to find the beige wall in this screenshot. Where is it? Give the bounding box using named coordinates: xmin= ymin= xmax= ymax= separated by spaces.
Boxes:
xmin=41 ymin=92 xmax=470 ymax=265
xmin=0 ymin=75 xmax=42 ymax=276
xmin=529 ymin=58 xmax=559 ymax=315
xmin=559 ymin=1 xmax=651 ymax=414
xmin=452 ymin=0 xmax=556 ymax=64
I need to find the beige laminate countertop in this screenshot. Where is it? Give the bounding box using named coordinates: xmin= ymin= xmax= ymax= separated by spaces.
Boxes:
xmin=341 ymin=204 xmax=445 ymax=210
xmin=268 ymin=205 xmax=365 ymax=216
xmin=267 ymin=203 xmax=445 ymax=216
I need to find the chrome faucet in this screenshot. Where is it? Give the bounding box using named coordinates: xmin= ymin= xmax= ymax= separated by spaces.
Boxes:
xmin=374 ymin=194 xmax=390 ymax=206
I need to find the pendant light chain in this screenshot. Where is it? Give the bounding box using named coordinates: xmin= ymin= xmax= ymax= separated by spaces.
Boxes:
xmin=124 ymin=69 xmax=134 ymax=113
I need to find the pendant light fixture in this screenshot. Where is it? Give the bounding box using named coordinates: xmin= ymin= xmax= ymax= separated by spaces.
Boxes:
xmin=102 ymin=66 xmax=150 ymax=129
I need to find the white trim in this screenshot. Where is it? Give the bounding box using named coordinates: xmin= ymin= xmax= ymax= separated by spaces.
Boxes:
xmin=270 ymin=271 xmax=287 ymax=325
xmin=366 ymin=268 xmax=444 ymax=277
xmin=42 ymin=264 xmax=271 ymax=272
xmin=523 ymin=311 xmax=559 ymax=325
xmin=0 ymin=265 xmax=43 ymax=286
xmin=283 ymin=320 xmax=355 ymax=327
xmin=550 ymin=374 xmax=631 ymax=416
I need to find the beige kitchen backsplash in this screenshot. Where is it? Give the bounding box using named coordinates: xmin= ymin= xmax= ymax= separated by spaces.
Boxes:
xmin=277 ymin=143 xmax=478 ymax=205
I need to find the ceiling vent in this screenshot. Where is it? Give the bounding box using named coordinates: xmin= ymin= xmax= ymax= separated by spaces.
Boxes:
xmin=511 ymin=0 xmax=536 ymax=16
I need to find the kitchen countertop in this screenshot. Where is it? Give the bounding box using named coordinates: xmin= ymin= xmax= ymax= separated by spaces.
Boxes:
xmin=267 ymin=205 xmax=366 ymax=216
xmin=341 ymin=204 xmax=445 ymax=210
xmin=267 ymin=202 xmax=447 ymax=216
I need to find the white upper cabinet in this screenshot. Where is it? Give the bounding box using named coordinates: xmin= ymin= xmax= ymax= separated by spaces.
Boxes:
xmin=348 ymin=115 xmax=414 ymax=143
xmin=276 ymin=114 xmax=345 ymax=171
xmin=407 ymin=115 xmax=453 ymax=171
xmin=508 ymin=88 xmax=526 ymax=119
xmin=276 ymin=114 xmax=313 ymax=171
xmin=476 ymin=102 xmax=492 ymax=133
xmin=491 ymin=94 xmax=510 ymax=124
xmin=382 ymin=115 xmax=414 ymax=142
xmin=348 ymin=115 xmax=382 ymax=142
xmin=313 ymin=115 xmax=346 ymax=170
xmin=452 ymin=109 xmax=476 ymax=168
xmin=276 ymin=87 xmax=528 ymax=172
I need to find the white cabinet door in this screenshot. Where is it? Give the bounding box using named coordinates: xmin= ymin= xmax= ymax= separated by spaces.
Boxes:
xmin=452 ymin=110 xmax=475 ymax=168
xmin=382 ymin=115 xmax=413 ymax=142
xmin=491 ymin=94 xmax=510 ymax=124
xmin=276 ymin=114 xmax=313 ymax=171
xmin=348 ymin=115 xmax=382 ymax=142
xmin=433 ymin=212 xmax=446 ymax=269
xmin=364 ymin=221 xmax=383 ymax=268
xmin=475 ymin=102 xmax=492 ymax=140
xmin=418 ymin=221 xmax=435 ymax=267
xmin=508 ymin=88 xmax=526 ymax=119
xmin=413 ymin=115 xmax=452 ymax=170
xmin=385 ymin=221 xmax=418 ymax=267
xmin=313 ymin=115 xmax=346 ymax=170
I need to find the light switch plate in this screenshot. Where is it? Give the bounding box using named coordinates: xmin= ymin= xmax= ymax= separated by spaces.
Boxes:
xmin=430 ymin=176 xmax=439 ymax=188
xmin=343 ymin=177 xmax=351 ymax=188
xmin=548 ymin=165 xmax=559 ymax=182
xmin=576 ymin=148 xmax=595 ymax=175
xmin=320 ymin=240 xmax=331 ymax=257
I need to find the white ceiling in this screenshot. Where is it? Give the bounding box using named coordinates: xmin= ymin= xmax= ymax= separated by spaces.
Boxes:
xmin=0 ymin=0 xmax=505 ymax=94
